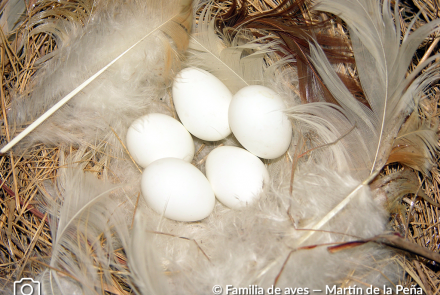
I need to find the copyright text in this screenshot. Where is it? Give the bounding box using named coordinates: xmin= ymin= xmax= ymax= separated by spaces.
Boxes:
xmin=211 ymin=284 xmax=423 ymax=294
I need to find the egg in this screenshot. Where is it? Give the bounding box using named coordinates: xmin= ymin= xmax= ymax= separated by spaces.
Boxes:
xmin=205 ymin=146 xmax=269 ymax=209
xmin=126 ymin=113 xmax=194 ymax=168
xmin=141 ymin=158 xmax=215 ymax=222
xmin=228 ymin=85 xmax=292 ymax=159
xmin=173 ymin=67 xmax=232 ymax=141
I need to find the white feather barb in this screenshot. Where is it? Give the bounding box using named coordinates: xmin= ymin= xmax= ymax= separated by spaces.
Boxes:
xmin=297 ymin=0 xmax=440 ymax=244
xmin=2 ymin=0 xmax=193 ymax=154
xmin=40 ymin=151 xmax=129 ymax=294
xmin=314 ymin=0 xmax=440 ymax=175
xmin=186 ymin=2 xmax=292 ymax=93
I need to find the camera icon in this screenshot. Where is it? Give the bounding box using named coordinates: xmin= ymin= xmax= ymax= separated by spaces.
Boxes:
xmin=14 ymin=278 xmax=40 ymax=295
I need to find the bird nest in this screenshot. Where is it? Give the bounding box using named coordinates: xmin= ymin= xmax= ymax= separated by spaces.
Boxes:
xmin=0 ymin=0 xmax=439 ymax=294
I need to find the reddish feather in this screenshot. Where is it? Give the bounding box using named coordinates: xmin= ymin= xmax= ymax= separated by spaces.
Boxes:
xmin=215 ymin=0 xmax=365 ymax=105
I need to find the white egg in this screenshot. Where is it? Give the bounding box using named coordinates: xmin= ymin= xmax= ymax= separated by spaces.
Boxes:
xmin=141 ymin=158 xmax=215 ymax=222
xmin=205 ymin=146 xmax=269 ymax=209
xmin=228 ymin=85 xmax=292 ymax=159
xmin=126 ymin=113 xmax=194 ymax=168
xmin=173 ymin=67 xmax=232 ymax=141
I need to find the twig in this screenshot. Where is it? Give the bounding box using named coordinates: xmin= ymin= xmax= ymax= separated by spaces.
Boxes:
xmin=16 ymin=213 xmax=48 ymax=278
xmin=110 ymin=126 xmax=142 ymax=173
xmin=0 ymin=179 xmax=48 ymax=222
xmin=150 ymin=230 xmax=211 ymax=262
xmin=290 ymin=124 xmax=356 ymax=196
xmin=289 ymin=133 xmax=304 ymax=196
xmin=328 ymin=233 xmax=440 ymax=263
xmin=418 ymin=37 xmax=440 ymax=66
xmin=414 ymin=260 xmax=432 ymax=295
xmin=274 ymin=250 xmax=293 ymax=287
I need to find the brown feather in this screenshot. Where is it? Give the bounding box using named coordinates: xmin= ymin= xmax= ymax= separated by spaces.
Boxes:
xmin=387 ymin=111 xmax=439 ymax=174
xmin=215 ymin=0 xmax=365 ymax=105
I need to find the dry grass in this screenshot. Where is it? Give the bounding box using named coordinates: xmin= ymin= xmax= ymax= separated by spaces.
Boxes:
xmin=394 ymin=2 xmax=440 ymax=293
xmin=0 ymin=0 xmax=439 ymax=294
xmin=0 ymin=0 xmax=94 ymax=290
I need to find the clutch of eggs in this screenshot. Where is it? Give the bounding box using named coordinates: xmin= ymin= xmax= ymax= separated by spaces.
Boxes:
xmin=125 ymin=67 xmax=293 ymax=222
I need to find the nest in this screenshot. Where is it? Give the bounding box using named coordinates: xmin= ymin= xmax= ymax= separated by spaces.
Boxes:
xmin=0 ymin=0 xmax=439 ymax=293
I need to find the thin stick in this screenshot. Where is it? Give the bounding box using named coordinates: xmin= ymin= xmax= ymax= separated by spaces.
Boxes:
xmin=273 ymin=250 xmax=293 ymax=286
xmin=150 ymin=230 xmax=211 ymax=262
xmin=110 ymin=126 xmax=142 ymax=173
xmin=0 ymin=47 xmax=10 ymax=142
xmin=0 ymin=47 xmax=20 ymax=212
xmin=16 ymin=213 xmax=48 ymax=278
xmin=289 ymin=137 xmax=304 ymax=196
xmin=296 ymin=124 xmax=356 ymax=159
xmin=414 ymin=261 xmax=432 ymax=295
xmin=290 ymin=124 xmax=356 ymax=195
xmin=0 ymin=26 xmax=18 ymax=78
xmin=6 ymin=198 xmax=14 ymax=240
xmin=418 ymin=37 xmax=440 ymax=68
xmin=0 ymin=13 xmax=179 ymax=154
xmin=0 ymin=179 xmax=47 ymax=222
